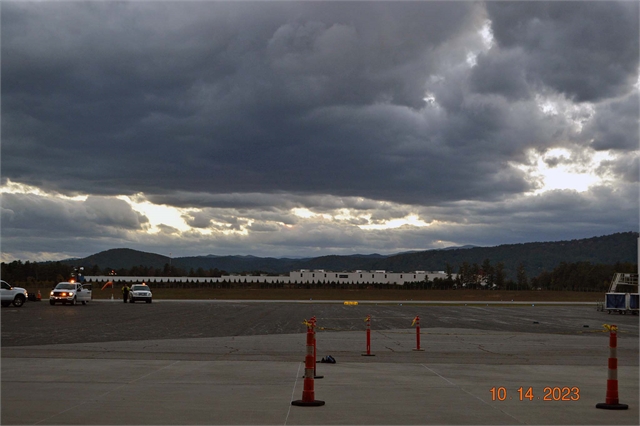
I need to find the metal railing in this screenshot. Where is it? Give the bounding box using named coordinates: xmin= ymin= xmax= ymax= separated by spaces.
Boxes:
xmin=608 ymin=273 xmax=639 ymax=292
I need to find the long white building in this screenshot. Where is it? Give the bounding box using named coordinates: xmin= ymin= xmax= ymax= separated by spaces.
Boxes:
xmin=84 ymin=270 xmax=455 ymax=285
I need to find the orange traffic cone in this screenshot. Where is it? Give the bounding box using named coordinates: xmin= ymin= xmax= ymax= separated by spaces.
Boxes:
xmin=291 ymin=320 xmax=325 ymax=407
xmin=36 ymin=290 xmax=42 ymax=301
xmin=596 ymin=324 xmax=628 ymax=410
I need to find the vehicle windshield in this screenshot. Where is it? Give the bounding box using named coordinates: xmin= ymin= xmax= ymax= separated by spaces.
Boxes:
xmin=55 ymin=283 xmax=75 ymax=290
xmin=131 ymin=285 xmax=149 ymax=291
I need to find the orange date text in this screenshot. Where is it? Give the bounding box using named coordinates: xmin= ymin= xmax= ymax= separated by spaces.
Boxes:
xmin=489 ymin=387 xmax=580 ymax=401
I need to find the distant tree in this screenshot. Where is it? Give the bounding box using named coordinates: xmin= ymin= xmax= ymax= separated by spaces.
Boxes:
xmin=209 ymin=268 xmax=224 ymax=277
xmin=470 ymin=263 xmax=480 ymax=289
xmin=529 ymin=261 xmax=638 ymax=291
xmin=432 ymin=277 xmax=444 ymax=289
xmin=481 ymin=259 xmax=494 ymax=288
xmin=494 ymin=262 xmax=506 ymax=289
xmin=445 ymin=263 xmax=454 ymax=283
xmin=459 ymin=262 xmax=470 ymax=287
xmin=517 ymin=263 xmax=528 ymax=290
xmin=130 ymin=265 xmax=144 ymax=276
xmin=505 ymin=279 xmax=517 ymax=290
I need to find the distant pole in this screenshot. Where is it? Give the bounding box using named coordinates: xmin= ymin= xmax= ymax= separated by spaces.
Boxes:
xmin=362 ymin=315 xmax=375 ymax=356
xmin=109 ymin=270 xmax=115 ymax=299
xmin=412 ymin=316 xmax=425 ymax=351
xmin=310 ymin=316 xmax=323 ymax=379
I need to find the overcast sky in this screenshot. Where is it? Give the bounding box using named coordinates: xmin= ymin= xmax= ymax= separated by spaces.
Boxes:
xmin=2 ymin=1 xmax=639 ymax=262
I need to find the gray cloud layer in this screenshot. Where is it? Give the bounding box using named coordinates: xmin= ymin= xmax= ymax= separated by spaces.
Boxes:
xmin=486 ymin=1 xmax=638 ymax=102
xmin=1 ymin=1 xmax=638 ymax=261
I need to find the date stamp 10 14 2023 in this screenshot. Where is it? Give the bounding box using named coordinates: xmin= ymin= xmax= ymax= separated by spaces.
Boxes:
xmin=490 ymin=386 xmax=580 ymax=402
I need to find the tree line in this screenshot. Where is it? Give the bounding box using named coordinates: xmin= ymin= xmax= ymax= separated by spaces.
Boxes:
xmin=0 ymin=261 xmax=227 ymax=285
xmin=530 ymin=261 xmax=636 ymax=291
xmin=1 ymin=258 xmax=636 ymax=291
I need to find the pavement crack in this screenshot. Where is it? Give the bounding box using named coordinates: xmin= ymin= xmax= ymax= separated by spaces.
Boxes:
xmin=478 ymin=344 xmax=509 ymax=356
xmin=477 ymin=344 xmax=530 ymax=363
xmin=224 ymin=345 xmax=239 ymax=354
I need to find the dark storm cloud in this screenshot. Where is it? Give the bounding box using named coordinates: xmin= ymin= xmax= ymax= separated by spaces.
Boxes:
xmin=470 ymin=48 xmax=530 ymax=100
xmin=485 ymin=1 xmax=639 ymax=102
xmin=4 ymin=1 xmax=635 ymax=206
xmin=2 ymin=0 xmax=491 ymax=204
xmin=1 ymin=1 xmax=638 ymax=261
xmin=597 ymin=155 xmax=640 ymax=184
xmin=582 ymin=92 xmax=639 ymax=152
xmin=1 ymin=194 xmax=147 ymax=236
xmin=0 ymin=193 xmax=148 ymax=259
xmin=414 ymin=183 xmax=639 ymax=246
xmin=2 ymin=183 xmax=636 ymax=262
xmin=147 ymin=191 xmax=386 ymax=212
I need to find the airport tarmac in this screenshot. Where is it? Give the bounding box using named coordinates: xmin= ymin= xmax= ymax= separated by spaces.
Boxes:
xmin=2 ymin=301 xmax=638 ymax=425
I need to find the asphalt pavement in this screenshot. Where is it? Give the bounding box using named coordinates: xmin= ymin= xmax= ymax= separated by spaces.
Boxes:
xmin=2 ymin=300 xmax=638 ymax=425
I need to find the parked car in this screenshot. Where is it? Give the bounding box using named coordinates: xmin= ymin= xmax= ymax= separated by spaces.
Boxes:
xmin=50 ymin=282 xmax=92 ymax=305
xmin=1 ymin=280 xmax=28 ymax=307
xmin=129 ymin=284 xmax=152 ymax=303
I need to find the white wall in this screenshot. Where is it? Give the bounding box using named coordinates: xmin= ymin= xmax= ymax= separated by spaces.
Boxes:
xmin=85 ymin=270 xmax=456 ymax=285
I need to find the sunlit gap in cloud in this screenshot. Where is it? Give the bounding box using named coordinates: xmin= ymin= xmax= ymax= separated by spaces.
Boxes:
xmin=535 ymin=93 xmax=595 ymax=132
xmin=466 ymin=19 xmax=494 ymax=68
xmin=292 ymin=206 xmax=432 ymax=231
xmin=359 ymin=214 xmax=431 ymax=231
xmin=0 ymin=179 xmax=87 ymax=200
xmin=292 ymin=207 xmax=332 ymax=220
xmin=479 ymin=19 xmax=494 ymax=49
xmin=465 ymin=51 xmax=477 ymax=67
xmin=434 ymin=239 xmax=460 ymax=249
xmin=516 ymin=148 xmax=613 ymax=194
xmin=423 ymin=91 xmax=438 ymax=107
xmin=427 ymin=19 xmax=493 ymax=105
xmin=121 ymin=195 xmax=255 ymax=237
xmin=117 ymin=195 xmax=196 ymax=234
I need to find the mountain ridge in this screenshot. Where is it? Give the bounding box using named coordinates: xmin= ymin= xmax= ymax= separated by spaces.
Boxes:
xmin=61 ymin=232 xmax=639 ymax=279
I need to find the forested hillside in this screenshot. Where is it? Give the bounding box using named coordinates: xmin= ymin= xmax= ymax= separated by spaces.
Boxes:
xmin=372 ymin=232 xmax=638 ymax=281
xmin=1 ymin=232 xmax=637 ymax=288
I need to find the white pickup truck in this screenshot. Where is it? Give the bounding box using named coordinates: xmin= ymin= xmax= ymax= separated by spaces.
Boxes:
xmin=1 ymin=280 xmax=28 ymax=307
xmin=49 ymin=282 xmax=92 ymax=305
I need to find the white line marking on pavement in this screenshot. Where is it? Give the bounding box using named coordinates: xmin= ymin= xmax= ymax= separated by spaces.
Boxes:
xmin=284 ymin=362 xmax=303 ymax=425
